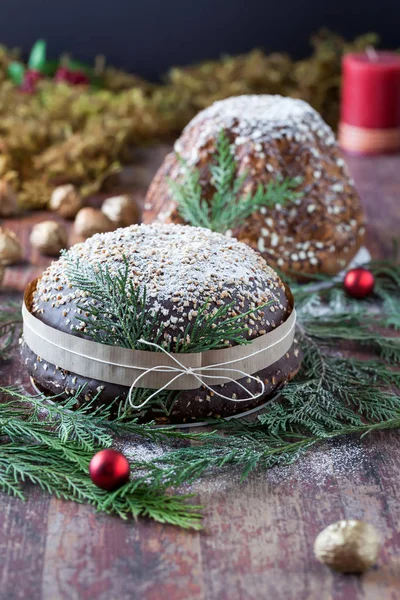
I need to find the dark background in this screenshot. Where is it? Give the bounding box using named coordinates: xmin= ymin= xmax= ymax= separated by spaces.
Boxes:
xmin=0 ymin=0 xmax=398 ymax=79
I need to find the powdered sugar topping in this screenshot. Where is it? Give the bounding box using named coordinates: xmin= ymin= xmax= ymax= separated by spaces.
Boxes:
xmin=176 ymin=95 xmax=336 ymax=157
xmin=167 ymin=95 xmax=364 ymax=276
xmin=33 ymin=224 xmax=289 ymax=342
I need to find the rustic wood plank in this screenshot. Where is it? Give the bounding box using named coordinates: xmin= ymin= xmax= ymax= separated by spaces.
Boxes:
xmin=346 ymin=154 xmax=400 ymax=260
xmin=0 ymin=148 xmax=400 ymax=600
xmin=0 ymin=489 xmax=51 ymax=600
xmin=194 ymin=431 xmax=400 ymax=599
xmin=41 ymin=500 xmax=204 ymax=600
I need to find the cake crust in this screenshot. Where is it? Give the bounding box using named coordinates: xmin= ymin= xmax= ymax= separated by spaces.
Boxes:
xmin=23 ymin=340 xmax=301 ymax=423
xmin=21 ymin=223 xmax=301 ymax=423
xmin=147 ymin=95 xmax=365 ymax=276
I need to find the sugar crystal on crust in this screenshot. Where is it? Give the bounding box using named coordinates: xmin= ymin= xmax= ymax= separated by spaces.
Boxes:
xmin=32 ymin=223 xmax=291 ymax=347
xmin=148 ymin=95 xmax=366 ymax=277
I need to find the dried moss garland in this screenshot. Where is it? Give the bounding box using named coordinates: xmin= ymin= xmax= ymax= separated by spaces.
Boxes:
xmin=0 ymin=30 xmax=379 ymax=210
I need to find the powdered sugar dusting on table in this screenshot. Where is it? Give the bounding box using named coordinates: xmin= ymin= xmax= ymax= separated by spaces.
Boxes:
xmin=118 ymin=437 xmax=375 ymax=496
xmin=180 ymin=439 xmax=375 ymax=495
xmin=265 ymin=439 xmax=374 ymax=487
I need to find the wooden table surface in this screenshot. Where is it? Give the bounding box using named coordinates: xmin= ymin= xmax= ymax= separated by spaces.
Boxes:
xmin=1 ymin=147 xmax=400 ymax=600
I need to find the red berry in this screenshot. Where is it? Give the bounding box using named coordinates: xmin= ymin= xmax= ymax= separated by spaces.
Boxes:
xmin=344 ymin=268 xmax=375 ymax=299
xmin=25 ymin=69 xmax=43 ymax=84
xmin=20 ymin=69 xmax=43 ymax=93
xmin=54 ymin=66 xmax=70 ymax=83
xmin=89 ymin=449 xmax=130 ymax=491
xmin=55 ymin=66 xmax=89 ymax=86
xmin=70 ymin=70 xmax=90 ymax=85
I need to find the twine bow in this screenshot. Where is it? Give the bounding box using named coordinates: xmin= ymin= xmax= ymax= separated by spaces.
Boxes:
xmin=22 ymin=279 xmax=296 ymax=408
xmin=128 ymin=339 xmax=270 ymax=409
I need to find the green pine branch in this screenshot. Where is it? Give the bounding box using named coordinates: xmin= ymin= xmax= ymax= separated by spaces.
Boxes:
xmin=0 ymin=386 xmax=215 ymax=446
xmin=63 ymin=254 xmax=271 ymax=414
xmin=0 ymin=441 xmax=203 ymax=528
xmin=63 ymin=255 xmax=165 ymax=351
xmin=0 ymin=256 xmax=399 ymax=527
xmin=169 ymin=129 xmax=302 ymax=233
xmin=0 ymin=388 xmax=210 ymax=528
xmin=64 ymin=254 xmax=271 ymax=354
xmin=141 ymin=414 xmax=400 ymax=487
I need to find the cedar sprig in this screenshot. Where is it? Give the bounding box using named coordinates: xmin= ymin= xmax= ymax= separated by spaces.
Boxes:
xmin=0 ymin=385 xmax=215 ymax=446
xmin=169 ymin=129 xmax=302 ymax=233
xmin=145 ymin=343 xmax=400 ymax=485
xmin=1 ymin=256 xmax=400 ymax=526
xmin=64 ymin=254 xmax=272 ymax=354
xmin=0 ymin=386 xmax=212 ymax=528
xmin=0 ymin=440 xmax=203 ymax=528
xmin=63 ymin=255 xmax=165 ymax=351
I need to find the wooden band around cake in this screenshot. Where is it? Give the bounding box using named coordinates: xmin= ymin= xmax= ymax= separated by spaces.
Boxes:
xmin=23 ymin=279 xmax=296 ymax=391
xmin=339 ymin=122 xmax=400 ymax=154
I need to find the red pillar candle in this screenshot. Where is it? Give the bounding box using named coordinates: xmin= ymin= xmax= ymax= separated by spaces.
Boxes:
xmin=339 ymin=50 xmax=400 ymax=155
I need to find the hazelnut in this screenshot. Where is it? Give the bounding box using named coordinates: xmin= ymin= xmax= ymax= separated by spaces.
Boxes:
xmin=314 ymin=519 xmax=381 ymax=573
xmin=49 ymin=184 xmax=82 ymax=219
xmin=30 ymin=221 xmax=68 ymax=256
xmin=101 ymin=194 xmax=140 ymax=228
xmin=0 ymin=227 xmax=22 ymax=265
xmin=0 ymin=180 xmax=18 ymax=217
xmin=74 ymin=207 xmax=114 ymax=239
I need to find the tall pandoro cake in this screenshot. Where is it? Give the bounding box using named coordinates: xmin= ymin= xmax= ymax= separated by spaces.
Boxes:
xmin=21 ymin=224 xmax=301 ymax=424
xmin=147 ymin=94 xmax=366 ymax=276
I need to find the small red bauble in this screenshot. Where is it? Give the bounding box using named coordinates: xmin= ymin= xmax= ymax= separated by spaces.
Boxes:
xmin=89 ymin=449 xmax=130 ymax=491
xmin=344 ymin=267 xmax=375 ymax=299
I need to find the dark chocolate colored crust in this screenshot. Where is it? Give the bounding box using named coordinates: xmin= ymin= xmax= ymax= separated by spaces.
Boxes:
xmin=23 ymin=223 xmax=301 ymax=423
xmin=21 ymin=339 xmax=302 ymax=424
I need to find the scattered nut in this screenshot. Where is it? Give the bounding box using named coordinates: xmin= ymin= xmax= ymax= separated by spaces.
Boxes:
xmin=0 ymin=227 xmax=22 ymax=264
xmin=49 ymin=184 xmax=82 ymax=219
xmin=30 ymin=221 xmax=68 ymax=256
xmin=74 ymin=207 xmax=114 ymax=239
xmin=0 ymin=180 xmax=18 ymax=217
xmin=101 ymin=194 xmax=140 ymax=228
xmin=314 ymin=519 xmax=381 ymax=573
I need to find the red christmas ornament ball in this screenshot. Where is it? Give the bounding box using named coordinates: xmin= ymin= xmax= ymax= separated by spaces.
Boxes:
xmin=89 ymin=449 xmax=130 ymax=491
xmin=344 ymin=267 xmax=375 ymax=299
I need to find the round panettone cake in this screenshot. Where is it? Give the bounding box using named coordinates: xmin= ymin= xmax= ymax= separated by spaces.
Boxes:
xmin=147 ymin=94 xmax=366 ymax=277
xmin=22 ymin=223 xmax=301 ymax=424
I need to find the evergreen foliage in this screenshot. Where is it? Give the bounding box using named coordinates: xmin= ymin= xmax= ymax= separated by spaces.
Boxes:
xmin=0 ymin=255 xmax=399 ymax=528
xmin=169 ymin=130 xmax=302 ymax=233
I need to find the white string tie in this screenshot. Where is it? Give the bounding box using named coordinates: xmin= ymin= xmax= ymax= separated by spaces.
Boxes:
xmin=23 ymin=286 xmax=296 ymax=411
xmin=128 ymin=338 xmax=267 ymax=409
